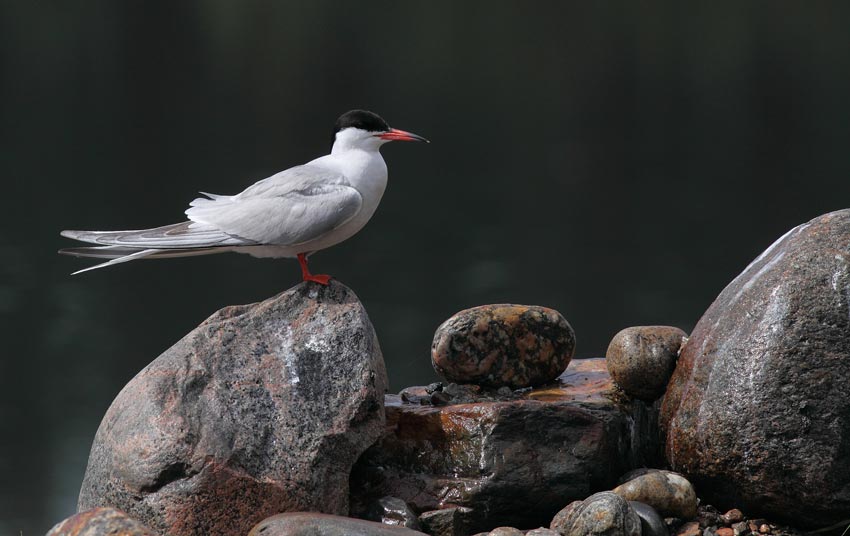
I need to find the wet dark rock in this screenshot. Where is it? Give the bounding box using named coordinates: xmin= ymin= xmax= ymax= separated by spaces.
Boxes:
xmin=247 ymin=512 xmax=428 ymax=535
xmin=351 ymin=358 xmax=662 ymax=533
xmin=78 ymin=281 xmax=388 ymax=536
xmin=612 ymin=469 xmax=697 ymax=519
xmin=367 ymin=496 xmax=421 ymax=530
xmin=606 ymin=326 xmax=686 ymax=401
xmin=661 ymin=210 xmax=850 ymax=528
xmin=550 ymin=492 xmax=641 ymax=536
xmin=417 ymin=507 xmax=473 ymax=536
xmin=697 ymin=504 xmax=723 ymax=528
xmin=46 ymin=507 xmax=159 ymax=536
xmin=629 ymin=501 xmax=667 ymax=536
xmin=431 ymin=304 xmax=575 ymax=389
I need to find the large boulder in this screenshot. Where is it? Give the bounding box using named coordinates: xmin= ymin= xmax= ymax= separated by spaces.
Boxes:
xmin=661 ymin=210 xmax=850 ymax=528
xmin=350 ymin=358 xmax=662 ymax=533
xmin=78 ymin=281 xmax=388 ymax=536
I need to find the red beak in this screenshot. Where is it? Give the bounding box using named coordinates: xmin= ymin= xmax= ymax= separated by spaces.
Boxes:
xmin=377 ymin=128 xmax=430 ymax=143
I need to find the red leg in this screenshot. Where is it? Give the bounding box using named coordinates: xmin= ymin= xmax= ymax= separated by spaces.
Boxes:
xmin=297 ymin=253 xmax=332 ymax=285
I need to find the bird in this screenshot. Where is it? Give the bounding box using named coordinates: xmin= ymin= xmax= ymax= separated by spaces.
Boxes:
xmin=59 ymin=110 xmax=429 ymax=284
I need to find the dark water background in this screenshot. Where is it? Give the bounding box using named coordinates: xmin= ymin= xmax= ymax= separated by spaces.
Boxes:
xmin=2 ymin=2 xmax=850 ymax=532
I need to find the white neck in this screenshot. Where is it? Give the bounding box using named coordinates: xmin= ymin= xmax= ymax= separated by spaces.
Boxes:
xmin=330 ymin=127 xmax=387 ymax=155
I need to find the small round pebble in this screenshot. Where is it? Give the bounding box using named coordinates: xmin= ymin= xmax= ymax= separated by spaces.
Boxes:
xmin=721 ymin=509 xmax=744 ymax=525
xmin=432 ymin=304 xmax=575 ymax=389
xmin=606 ymin=325 xmax=686 ymax=400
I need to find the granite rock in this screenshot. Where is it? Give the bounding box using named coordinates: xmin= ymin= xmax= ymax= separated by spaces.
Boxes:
xmin=78 ymin=281 xmax=388 ymax=536
xmin=661 ymin=210 xmax=850 ymax=528
xmin=431 ymin=304 xmax=575 ymax=389
xmin=351 ymin=359 xmax=662 ymax=533
xmin=606 ymin=326 xmax=686 ymax=401
xmin=46 ymin=507 xmax=159 ymax=536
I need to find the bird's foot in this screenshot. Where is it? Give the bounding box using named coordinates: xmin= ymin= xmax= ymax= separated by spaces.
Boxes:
xmin=303 ymin=273 xmax=332 ymax=285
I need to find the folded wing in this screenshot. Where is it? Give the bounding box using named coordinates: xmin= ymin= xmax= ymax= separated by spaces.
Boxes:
xmin=185 ymin=165 xmax=363 ymax=246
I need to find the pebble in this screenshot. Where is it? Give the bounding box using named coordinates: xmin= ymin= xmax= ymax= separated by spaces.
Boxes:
xmin=605 ymin=325 xmax=686 ymax=400
xmin=550 ymin=492 xmax=640 ymax=536
xmin=731 ymin=521 xmax=749 ymax=536
xmin=525 ymin=528 xmax=559 ymax=536
xmin=431 ymin=304 xmax=575 ymax=389
xmin=722 ymin=509 xmax=744 ymax=525
xmin=716 ymin=529 xmax=734 ymax=536
xmin=612 ymin=469 xmax=698 ymax=519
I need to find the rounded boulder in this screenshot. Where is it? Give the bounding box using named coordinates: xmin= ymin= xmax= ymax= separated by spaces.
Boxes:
xmin=606 ymin=326 xmax=686 ymax=401
xmin=431 ymin=304 xmax=575 ymax=389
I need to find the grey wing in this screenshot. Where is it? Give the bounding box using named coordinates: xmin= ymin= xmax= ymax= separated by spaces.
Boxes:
xmin=185 ymin=165 xmax=363 ymax=246
xmin=60 ymin=221 xmax=255 ymax=248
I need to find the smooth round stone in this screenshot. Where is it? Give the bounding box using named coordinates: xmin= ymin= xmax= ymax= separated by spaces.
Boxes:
xmin=628 ymin=501 xmax=667 ymax=536
xmin=612 ymin=470 xmax=697 ymax=519
xmin=550 ymin=492 xmax=641 ymax=536
xmin=606 ymin=325 xmax=686 ymax=400
xmin=432 ymin=304 xmax=575 ymax=389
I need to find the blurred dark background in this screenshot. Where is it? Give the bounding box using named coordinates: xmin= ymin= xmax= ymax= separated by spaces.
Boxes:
xmin=2 ymin=1 xmax=850 ymax=532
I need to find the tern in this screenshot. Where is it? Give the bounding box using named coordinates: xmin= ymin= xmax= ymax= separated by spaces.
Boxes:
xmin=59 ymin=110 xmax=428 ymax=284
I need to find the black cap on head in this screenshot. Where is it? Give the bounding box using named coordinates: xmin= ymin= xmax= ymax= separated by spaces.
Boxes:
xmin=334 ymin=110 xmax=390 ymax=134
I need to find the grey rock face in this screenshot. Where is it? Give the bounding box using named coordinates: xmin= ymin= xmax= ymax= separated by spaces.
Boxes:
xmin=46 ymin=507 xmax=159 ymax=536
xmin=550 ymin=492 xmax=641 ymax=536
xmin=248 ymin=512 xmax=428 ymax=536
xmin=612 ymin=469 xmax=697 ymax=518
xmin=606 ymin=326 xmax=686 ymax=401
xmin=661 ymin=210 xmax=850 ymax=528
xmin=78 ymin=281 xmax=388 ymax=536
xmin=431 ymin=304 xmax=575 ymax=389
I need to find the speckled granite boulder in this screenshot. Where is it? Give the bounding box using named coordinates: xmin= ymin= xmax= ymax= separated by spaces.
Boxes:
xmin=661 ymin=209 xmax=850 ymax=528
xmin=248 ymin=512 xmax=428 ymax=536
xmin=78 ymin=281 xmax=388 ymax=536
xmin=606 ymin=326 xmax=686 ymax=401
xmin=46 ymin=507 xmax=159 ymax=536
xmin=431 ymin=304 xmax=575 ymax=389
xmin=351 ymin=359 xmax=662 ymax=533
xmin=550 ymin=492 xmax=640 ymax=536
